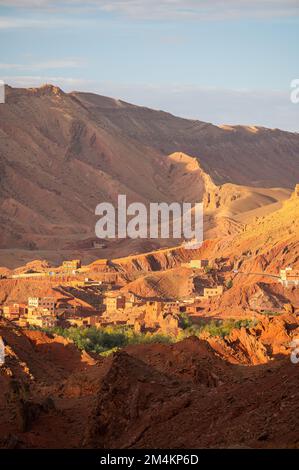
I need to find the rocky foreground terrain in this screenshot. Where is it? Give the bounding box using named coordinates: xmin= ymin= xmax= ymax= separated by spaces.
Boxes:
xmin=0 ymin=313 xmax=298 ymax=449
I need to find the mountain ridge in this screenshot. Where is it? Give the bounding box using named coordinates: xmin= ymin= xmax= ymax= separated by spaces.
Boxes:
xmin=1 ymin=84 xmax=298 ymax=266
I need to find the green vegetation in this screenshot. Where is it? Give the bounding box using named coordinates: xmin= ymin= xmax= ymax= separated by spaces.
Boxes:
xmin=178 ymin=318 xmax=256 ymax=339
xmin=226 ymin=279 xmax=233 ymax=289
xmin=204 ymin=265 xmax=213 ymax=274
xmin=260 ymin=310 xmax=281 ymax=317
xmin=178 ymin=311 xmax=193 ymax=329
xmin=32 ymin=325 xmax=173 ymax=356
xmin=30 ymin=318 xmax=257 ymax=356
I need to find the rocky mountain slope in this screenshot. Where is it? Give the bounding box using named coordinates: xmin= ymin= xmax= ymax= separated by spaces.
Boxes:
xmin=73 ymin=90 xmax=299 ymax=188
xmin=0 ymin=84 xmax=298 ymax=266
xmin=102 ymin=187 xmax=299 ymax=313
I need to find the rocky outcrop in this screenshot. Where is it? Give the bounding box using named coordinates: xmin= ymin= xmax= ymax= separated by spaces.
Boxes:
xmin=1 ymin=317 xmax=299 ymax=448
xmin=208 ymin=314 xmax=299 ymax=365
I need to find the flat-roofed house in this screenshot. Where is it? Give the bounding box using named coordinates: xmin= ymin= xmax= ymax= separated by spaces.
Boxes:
xmin=104 ymin=293 xmax=126 ymax=314
xmin=280 ymin=267 xmax=299 ymax=287
xmin=62 ymin=259 xmax=81 ymax=271
xmin=28 ymin=297 xmax=56 ymax=314
xmin=189 ymin=259 xmax=209 ymax=269
xmin=3 ymin=303 xmax=27 ymax=320
xmin=203 ymin=286 xmax=224 ymax=298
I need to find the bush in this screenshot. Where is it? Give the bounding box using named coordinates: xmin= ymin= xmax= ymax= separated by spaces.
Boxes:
xmin=260 ymin=310 xmax=281 ymax=317
xmin=31 ymin=318 xmax=256 ymax=355
xmin=35 ymin=325 xmax=173 ymax=355
xmin=178 ymin=311 xmax=193 ymax=329
xmin=204 ymin=265 xmax=213 ymax=274
xmin=178 ymin=318 xmax=256 ymax=339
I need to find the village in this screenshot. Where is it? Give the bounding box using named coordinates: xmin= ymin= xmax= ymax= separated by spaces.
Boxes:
xmin=1 ymin=255 xmax=298 ymax=336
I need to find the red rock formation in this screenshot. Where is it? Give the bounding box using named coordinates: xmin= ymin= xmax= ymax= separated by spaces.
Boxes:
xmin=1 ymin=314 xmax=299 ymax=449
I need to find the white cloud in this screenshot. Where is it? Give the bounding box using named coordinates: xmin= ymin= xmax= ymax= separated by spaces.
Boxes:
xmin=0 ymin=17 xmax=44 ymax=28
xmin=0 ymin=0 xmax=298 ymax=21
xmin=0 ymin=59 xmax=85 ymax=70
xmin=0 ymin=16 xmax=80 ymax=29
xmin=96 ymin=0 xmax=299 ymax=20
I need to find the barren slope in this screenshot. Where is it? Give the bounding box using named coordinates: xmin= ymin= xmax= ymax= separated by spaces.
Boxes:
xmin=74 ymin=90 xmax=299 ymax=187
xmin=1 ymin=84 xmax=299 ymax=266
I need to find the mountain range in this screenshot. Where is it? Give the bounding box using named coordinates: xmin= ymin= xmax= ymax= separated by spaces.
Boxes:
xmin=1 ymin=84 xmax=299 ymax=267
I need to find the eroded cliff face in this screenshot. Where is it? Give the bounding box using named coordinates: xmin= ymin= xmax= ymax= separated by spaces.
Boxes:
xmin=111 ymin=247 xmax=192 ymax=274
xmin=208 ymin=313 xmax=298 ymax=365
xmin=1 ymin=84 xmax=298 ymax=265
xmin=71 ymin=90 xmax=299 ymax=188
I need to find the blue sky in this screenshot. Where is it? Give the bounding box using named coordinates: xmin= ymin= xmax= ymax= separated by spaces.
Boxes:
xmin=0 ymin=1 xmax=298 ymax=130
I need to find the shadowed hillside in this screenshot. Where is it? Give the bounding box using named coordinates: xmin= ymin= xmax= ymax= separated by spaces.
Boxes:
xmin=0 ymin=84 xmax=298 ymax=266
